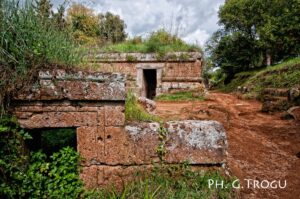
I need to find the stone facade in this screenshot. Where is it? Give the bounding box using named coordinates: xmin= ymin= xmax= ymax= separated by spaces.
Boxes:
xmin=10 ymin=69 xmax=227 ymax=190
xmin=86 ymin=52 xmax=204 ymax=98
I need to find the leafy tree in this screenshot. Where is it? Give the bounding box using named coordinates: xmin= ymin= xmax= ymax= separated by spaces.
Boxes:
xmin=218 ymin=0 xmax=300 ymax=65
xmin=98 ymin=12 xmax=127 ymax=43
xmin=206 ymin=30 xmax=263 ymax=83
xmin=67 ymin=3 xmax=98 ymax=37
xmin=34 ymin=0 xmax=53 ymax=20
xmin=52 ymin=4 xmax=67 ymax=30
xmin=67 ymin=4 xmax=127 ymax=44
xmin=206 ymin=0 xmax=300 ymax=83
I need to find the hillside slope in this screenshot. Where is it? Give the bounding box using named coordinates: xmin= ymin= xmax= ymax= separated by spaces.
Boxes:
xmin=218 ymin=57 xmax=300 ymax=94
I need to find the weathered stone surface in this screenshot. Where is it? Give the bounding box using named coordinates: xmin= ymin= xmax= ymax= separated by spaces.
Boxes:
xmin=138 ymin=97 xmax=156 ymax=112
xmin=123 ymin=120 xmax=227 ymax=165
xmin=105 ymin=106 xmax=125 ymax=126
xmin=17 ymin=111 xmax=98 ymax=129
xmin=77 ymin=127 xmax=97 ymax=165
xmin=164 ymin=120 xmax=227 ymax=164
xmin=88 ymin=120 xmax=227 ymax=166
xmin=287 ymin=106 xmax=300 ymax=121
xmin=14 ymin=70 xmax=126 ymax=101
xmin=96 ymin=165 xmax=152 ymax=191
xmin=85 ymin=53 xmax=204 ymax=97
xmin=161 ymin=82 xmax=204 ymax=94
xmin=11 ymin=68 xmax=226 ymax=191
xmin=289 ymin=86 xmax=300 ymax=101
xmin=80 ymin=166 xmax=98 ymax=189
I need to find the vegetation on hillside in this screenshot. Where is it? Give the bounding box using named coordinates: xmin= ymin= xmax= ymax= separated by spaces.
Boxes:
xmin=205 ymin=0 xmax=300 ymax=84
xmin=213 ymin=57 xmax=300 ymax=94
xmin=100 ymin=29 xmax=201 ymax=54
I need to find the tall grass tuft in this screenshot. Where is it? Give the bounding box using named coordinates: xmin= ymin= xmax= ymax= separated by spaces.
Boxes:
xmin=125 ymin=92 xmax=160 ymax=122
xmin=83 ymin=164 xmax=236 ymax=199
xmin=0 ymin=0 xmax=81 ymax=113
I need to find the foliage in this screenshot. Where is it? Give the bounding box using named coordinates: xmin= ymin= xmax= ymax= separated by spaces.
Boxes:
xmin=206 ymin=0 xmax=300 ymax=83
xmin=84 ymin=164 xmax=236 ymax=199
xmin=0 ymin=116 xmax=31 ymax=198
xmin=125 ymin=92 xmax=161 ymax=122
xmin=155 ymin=91 xmax=205 ymax=101
xmin=245 ymin=57 xmax=300 ymax=92
xmin=98 ymin=12 xmax=127 ymax=43
xmin=0 ymin=0 xmax=81 ymax=113
xmin=0 ymin=115 xmax=83 ymax=198
xmin=206 ymin=30 xmax=263 ymax=83
xmin=215 ymin=57 xmax=300 ymax=93
xmin=21 ymin=147 xmax=83 ymax=198
xmin=67 ymin=4 xmax=127 ymax=45
xmin=100 ymin=29 xmax=201 ymax=54
xmin=34 ymin=0 xmax=52 ymax=19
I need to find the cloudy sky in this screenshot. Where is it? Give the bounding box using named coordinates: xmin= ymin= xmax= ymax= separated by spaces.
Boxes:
xmin=52 ymin=0 xmax=225 ymax=46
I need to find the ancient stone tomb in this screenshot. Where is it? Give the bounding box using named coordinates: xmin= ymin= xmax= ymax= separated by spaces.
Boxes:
xmin=11 ymin=69 xmax=227 ymax=189
xmin=86 ymin=52 xmax=204 ymax=99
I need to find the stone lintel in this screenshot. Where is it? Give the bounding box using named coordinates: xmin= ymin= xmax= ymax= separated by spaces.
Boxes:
xmin=13 ymin=70 xmax=126 ymax=101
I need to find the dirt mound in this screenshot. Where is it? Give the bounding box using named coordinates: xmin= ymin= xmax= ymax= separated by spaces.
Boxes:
xmin=155 ymin=92 xmax=300 ymax=199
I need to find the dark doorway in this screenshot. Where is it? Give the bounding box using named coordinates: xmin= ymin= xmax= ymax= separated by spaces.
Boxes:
xmin=143 ymin=69 xmax=157 ymax=99
xmin=25 ymin=128 xmax=77 ymax=156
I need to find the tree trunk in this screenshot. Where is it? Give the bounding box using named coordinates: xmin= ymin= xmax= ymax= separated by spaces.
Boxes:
xmin=266 ymin=52 xmax=272 ymax=66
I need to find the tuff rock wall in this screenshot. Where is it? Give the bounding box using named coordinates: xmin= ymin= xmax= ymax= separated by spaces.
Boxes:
xmin=85 ymin=52 xmax=205 ymax=96
xmin=10 ymin=69 xmax=227 ymax=190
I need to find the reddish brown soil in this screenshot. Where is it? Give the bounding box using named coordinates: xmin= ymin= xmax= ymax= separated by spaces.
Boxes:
xmin=155 ymin=92 xmax=300 ymax=199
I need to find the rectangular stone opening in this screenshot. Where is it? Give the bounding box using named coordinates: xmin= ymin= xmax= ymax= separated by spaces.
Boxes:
xmin=25 ymin=128 xmax=77 ymax=156
xmin=143 ymin=69 xmax=157 ymax=99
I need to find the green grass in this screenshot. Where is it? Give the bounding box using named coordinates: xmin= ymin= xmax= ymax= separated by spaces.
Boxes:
xmin=125 ymin=92 xmax=161 ymax=122
xmin=216 ymin=57 xmax=300 ymax=93
xmin=99 ymin=30 xmax=201 ymax=54
xmin=245 ymin=57 xmax=300 ymax=90
xmin=84 ymin=164 xmax=236 ymax=199
xmin=0 ymin=0 xmax=81 ymax=113
xmin=155 ymin=91 xmax=205 ymax=102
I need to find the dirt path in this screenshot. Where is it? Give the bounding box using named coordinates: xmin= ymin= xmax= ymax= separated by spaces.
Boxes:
xmin=155 ymin=92 xmax=300 ymax=199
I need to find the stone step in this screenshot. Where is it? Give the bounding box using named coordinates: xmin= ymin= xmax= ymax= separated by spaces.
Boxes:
xmin=262 ymin=99 xmax=293 ymax=113
xmin=262 ymin=88 xmax=289 ymax=97
xmin=262 ymin=95 xmax=288 ymax=102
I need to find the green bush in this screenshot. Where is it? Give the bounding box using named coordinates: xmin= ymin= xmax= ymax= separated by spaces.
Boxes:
xmin=21 ymin=148 xmax=83 ymax=198
xmin=0 ymin=116 xmax=31 ymax=198
xmin=0 ymin=116 xmax=83 ymax=199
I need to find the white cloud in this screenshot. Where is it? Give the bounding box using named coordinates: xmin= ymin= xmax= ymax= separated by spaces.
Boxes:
xmin=52 ymin=0 xmax=225 ymax=45
xmin=183 ymin=29 xmax=210 ymax=47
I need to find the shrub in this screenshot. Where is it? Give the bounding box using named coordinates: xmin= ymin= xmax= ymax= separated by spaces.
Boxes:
xmin=0 ymin=116 xmax=83 ymax=199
